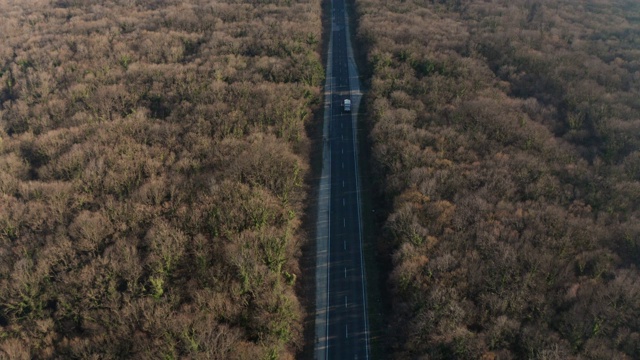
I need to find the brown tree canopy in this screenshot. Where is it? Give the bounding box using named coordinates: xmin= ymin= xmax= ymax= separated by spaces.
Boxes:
xmin=0 ymin=0 xmax=322 ymax=358
xmin=356 ymin=0 xmax=640 ymax=358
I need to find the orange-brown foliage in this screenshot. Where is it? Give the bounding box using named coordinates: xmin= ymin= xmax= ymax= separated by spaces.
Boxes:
xmin=357 ymin=0 xmax=640 ymax=358
xmin=0 ymin=0 xmax=322 ymax=357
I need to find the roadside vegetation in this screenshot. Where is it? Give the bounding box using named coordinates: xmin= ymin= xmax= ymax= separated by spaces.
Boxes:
xmin=0 ymin=0 xmax=322 ymax=358
xmin=355 ymin=0 xmax=640 ymax=358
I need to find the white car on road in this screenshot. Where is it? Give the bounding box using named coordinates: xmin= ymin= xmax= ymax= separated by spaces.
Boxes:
xmin=343 ymin=98 xmax=351 ymax=112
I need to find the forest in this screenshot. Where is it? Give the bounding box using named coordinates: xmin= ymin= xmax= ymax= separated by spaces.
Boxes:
xmin=0 ymin=0 xmax=322 ymax=358
xmin=355 ymin=0 xmax=640 ymax=358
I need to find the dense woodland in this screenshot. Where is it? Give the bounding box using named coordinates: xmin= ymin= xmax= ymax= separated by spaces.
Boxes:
xmin=0 ymin=0 xmax=322 ymax=358
xmin=356 ymin=0 xmax=640 ymax=358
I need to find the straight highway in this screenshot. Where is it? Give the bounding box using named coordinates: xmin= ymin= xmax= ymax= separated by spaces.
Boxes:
xmin=315 ymin=0 xmax=370 ymax=357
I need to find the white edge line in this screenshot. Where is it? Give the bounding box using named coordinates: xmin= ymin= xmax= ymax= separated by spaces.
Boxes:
xmin=325 ymin=62 xmax=332 ymax=360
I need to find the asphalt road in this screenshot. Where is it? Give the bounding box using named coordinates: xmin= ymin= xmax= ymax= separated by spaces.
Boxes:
xmin=322 ymin=0 xmax=370 ymax=357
